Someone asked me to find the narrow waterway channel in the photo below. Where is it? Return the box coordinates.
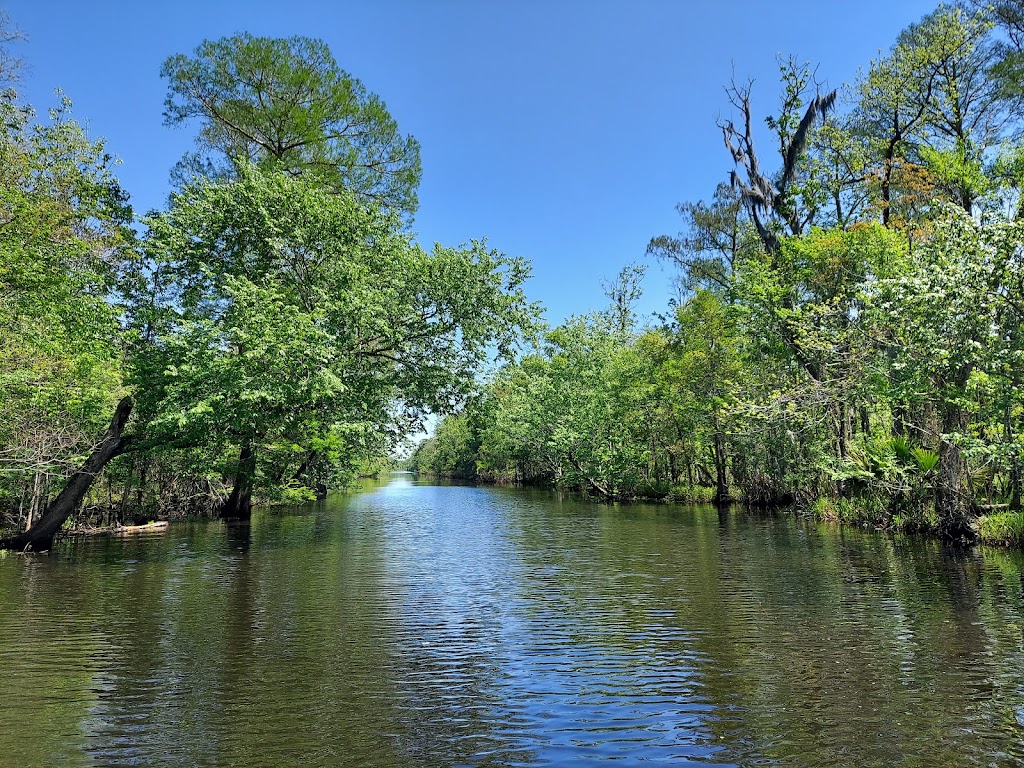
[1,475,1023,767]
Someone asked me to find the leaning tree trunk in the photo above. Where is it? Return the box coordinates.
[568,455,615,500]
[936,401,975,543]
[1,398,134,552]
[221,442,256,520]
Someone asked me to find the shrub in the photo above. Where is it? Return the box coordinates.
[977,511,1024,546]
[667,484,717,504]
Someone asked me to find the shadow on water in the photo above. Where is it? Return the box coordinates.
[0,476,1023,766]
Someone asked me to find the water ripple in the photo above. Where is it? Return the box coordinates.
[0,478,1023,766]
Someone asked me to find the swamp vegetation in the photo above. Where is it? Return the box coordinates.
[411,3,1024,546]
[6,3,1024,550]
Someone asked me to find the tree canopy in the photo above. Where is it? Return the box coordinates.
[161,33,422,216]
[132,165,534,516]
[8,5,1024,550]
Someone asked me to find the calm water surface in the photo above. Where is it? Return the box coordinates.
[2,475,1024,767]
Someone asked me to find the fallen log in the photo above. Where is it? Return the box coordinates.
[67,521,170,538]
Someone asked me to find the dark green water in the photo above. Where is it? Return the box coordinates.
[2,475,1024,767]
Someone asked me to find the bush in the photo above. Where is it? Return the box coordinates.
[811,497,839,521]
[977,511,1024,546]
[667,484,717,504]
[810,494,889,526]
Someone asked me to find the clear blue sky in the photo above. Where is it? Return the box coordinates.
[5,0,938,326]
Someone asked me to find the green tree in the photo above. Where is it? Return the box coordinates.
[477,273,665,501]
[665,291,743,502]
[3,163,534,550]
[855,20,943,228]
[858,6,1020,224]
[0,9,25,86]
[869,207,1024,539]
[483,317,654,499]
[976,0,1024,100]
[0,90,134,539]
[421,410,483,479]
[476,355,562,485]
[162,34,421,215]
[134,165,534,518]
[647,183,759,295]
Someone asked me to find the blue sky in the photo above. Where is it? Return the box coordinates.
[6,0,938,326]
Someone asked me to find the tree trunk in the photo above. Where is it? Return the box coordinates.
[1011,460,1022,513]
[837,401,850,460]
[25,471,42,531]
[881,136,896,228]
[1003,403,1021,512]
[568,455,614,500]
[1,398,135,552]
[221,442,256,520]
[290,450,317,486]
[135,459,149,511]
[893,404,908,438]
[713,428,728,504]
[936,401,975,542]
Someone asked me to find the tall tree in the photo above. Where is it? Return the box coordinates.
[601,263,647,334]
[0,90,135,549]
[162,34,422,216]
[860,6,1019,221]
[667,291,743,502]
[870,208,1024,540]
[2,163,534,549]
[133,165,534,520]
[647,183,758,295]
[721,59,837,255]
[970,0,1024,98]
[907,6,1012,214]
[855,36,939,228]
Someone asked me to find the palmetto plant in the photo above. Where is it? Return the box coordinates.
[911,447,940,474]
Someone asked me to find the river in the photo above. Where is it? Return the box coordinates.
[1,475,1023,766]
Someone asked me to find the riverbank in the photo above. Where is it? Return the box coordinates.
[415,471,1024,548]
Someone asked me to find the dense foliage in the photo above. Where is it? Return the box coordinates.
[0,89,134,535]
[161,33,422,216]
[7,4,1024,548]
[0,33,533,548]
[412,3,1024,544]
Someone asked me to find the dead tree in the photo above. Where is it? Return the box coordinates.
[719,78,837,255]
